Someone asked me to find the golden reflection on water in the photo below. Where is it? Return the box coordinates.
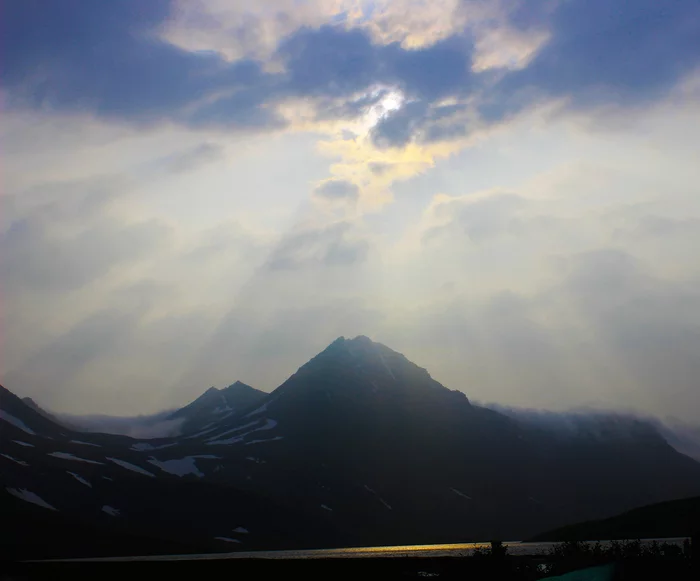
[323,543,488,555]
[42,538,687,563]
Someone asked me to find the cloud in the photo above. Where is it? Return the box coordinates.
[313,179,360,202]
[486,0,700,118]
[423,191,528,244]
[2,214,170,294]
[3,309,142,405]
[58,411,184,439]
[1,0,279,128]
[266,221,369,270]
[482,403,700,462]
[4,0,698,142]
[158,143,225,174]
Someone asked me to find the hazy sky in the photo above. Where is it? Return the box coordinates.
[2,0,699,420]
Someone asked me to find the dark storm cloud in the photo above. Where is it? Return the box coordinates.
[313,179,360,202]
[0,0,278,127]
[278,26,385,98]
[484,0,700,119]
[2,0,699,135]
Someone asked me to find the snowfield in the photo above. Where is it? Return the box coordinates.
[450,487,472,500]
[244,436,284,446]
[206,420,260,441]
[107,457,155,477]
[102,505,120,516]
[49,452,104,465]
[131,442,176,452]
[0,409,36,435]
[67,471,92,488]
[7,487,56,510]
[12,440,34,447]
[2,453,29,466]
[207,419,278,446]
[148,455,220,478]
[70,440,102,447]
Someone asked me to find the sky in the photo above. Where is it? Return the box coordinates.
[1,0,700,422]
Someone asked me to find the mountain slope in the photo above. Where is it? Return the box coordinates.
[529,496,700,541]
[168,381,267,435]
[3,336,700,558]
[0,384,345,558]
[160,336,700,544]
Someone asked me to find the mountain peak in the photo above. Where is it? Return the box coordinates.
[289,335,470,405]
[223,380,255,392]
[168,380,268,433]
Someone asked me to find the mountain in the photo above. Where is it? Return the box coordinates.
[529,496,700,541]
[168,381,267,435]
[21,396,77,430]
[3,335,700,559]
[0,383,343,560]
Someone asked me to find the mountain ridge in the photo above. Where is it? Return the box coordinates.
[2,336,700,558]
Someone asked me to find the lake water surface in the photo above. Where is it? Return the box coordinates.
[49,538,689,562]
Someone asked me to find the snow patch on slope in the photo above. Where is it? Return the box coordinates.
[67,472,92,488]
[207,420,261,441]
[107,457,155,477]
[244,436,284,445]
[232,527,249,534]
[49,452,104,465]
[70,440,101,447]
[102,505,120,516]
[7,488,55,510]
[207,419,278,446]
[364,484,392,509]
[12,440,34,447]
[2,453,29,466]
[0,410,36,435]
[450,487,472,500]
[186,428,218,439]
[214,537,241,543]
[131,442,175,452]
[147,455,220,478]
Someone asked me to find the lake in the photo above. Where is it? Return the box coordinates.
[47,538,690,562]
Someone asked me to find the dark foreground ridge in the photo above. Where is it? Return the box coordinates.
[530,496,700,542]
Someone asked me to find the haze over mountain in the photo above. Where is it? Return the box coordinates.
[3,337,700,559]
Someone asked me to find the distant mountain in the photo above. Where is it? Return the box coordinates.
[3,335,700,559]
[168,381,267,435]
[21,396,77,431]
[529,496,700,541]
